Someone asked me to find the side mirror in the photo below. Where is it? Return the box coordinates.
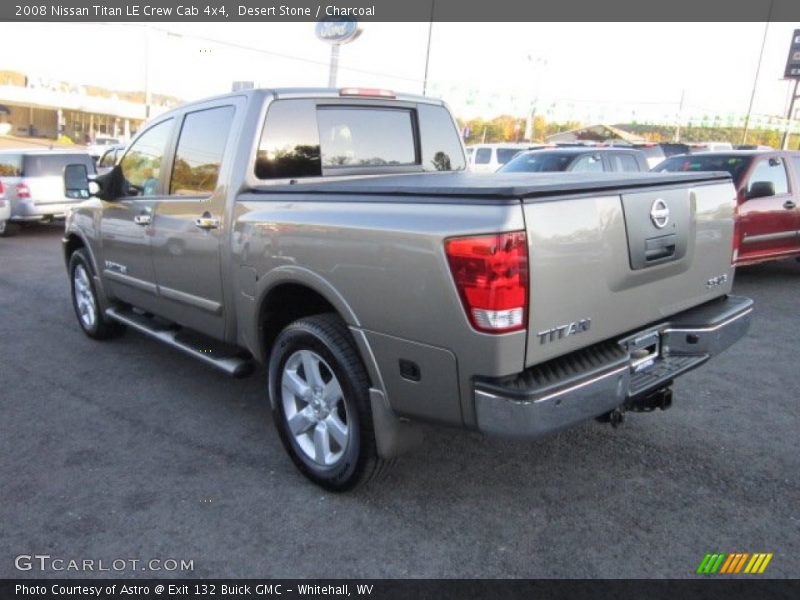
[64,164,100,199]
[747,180,775,199]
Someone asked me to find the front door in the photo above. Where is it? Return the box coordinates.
[737,155,798,263]
[150,102,239,339]
[100,118,174,312]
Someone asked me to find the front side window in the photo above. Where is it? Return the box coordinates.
[317,107,416,168]
[119,119,173,197]
[748,157,789,196]
[170,106,235,196]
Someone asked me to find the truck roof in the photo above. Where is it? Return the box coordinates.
[254,171,733,201]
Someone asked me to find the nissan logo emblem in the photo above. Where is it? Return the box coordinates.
[650,199,670,229]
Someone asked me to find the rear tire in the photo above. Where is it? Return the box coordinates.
[68,249,124,340]
[269,314,389,491]
[0,220,16,237]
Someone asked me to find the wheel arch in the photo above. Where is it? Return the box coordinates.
[252,268,384,394]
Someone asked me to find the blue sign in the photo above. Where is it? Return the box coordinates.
[315,20,359,45]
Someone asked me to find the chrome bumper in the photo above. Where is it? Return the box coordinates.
[474,295,753,439]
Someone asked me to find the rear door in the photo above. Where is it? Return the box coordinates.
[737,155,798,262]
[149,100,239,339]
[100,118,174,312]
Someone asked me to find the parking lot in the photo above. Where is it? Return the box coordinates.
[1,224,798,579]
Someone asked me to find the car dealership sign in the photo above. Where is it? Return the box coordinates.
[785,29,800,78]
[315,20,359,45]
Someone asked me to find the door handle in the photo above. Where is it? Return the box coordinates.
[783,200,797,210]
[133,214,151,226]
[194,212,220,230]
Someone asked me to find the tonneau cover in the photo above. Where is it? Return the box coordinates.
[252,171,732,200]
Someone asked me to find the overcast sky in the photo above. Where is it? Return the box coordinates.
[0,22,798,124]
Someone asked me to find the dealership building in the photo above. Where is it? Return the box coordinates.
[0,70,178,142]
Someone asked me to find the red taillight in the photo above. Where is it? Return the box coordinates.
[339,87,396,98]
[445,231,528,334]
[0,180,4,195]
[16,182,30,198]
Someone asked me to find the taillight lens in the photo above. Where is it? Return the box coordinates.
[445,231,528,334]
[16,182,31,198]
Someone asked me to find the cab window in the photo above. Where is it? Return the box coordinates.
[170,106,235,196]
[119,119,173,197]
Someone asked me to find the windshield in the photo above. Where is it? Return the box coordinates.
[500,152,574,173]
[653,154,751,183]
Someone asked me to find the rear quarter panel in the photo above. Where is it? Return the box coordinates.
[232,195,527,427]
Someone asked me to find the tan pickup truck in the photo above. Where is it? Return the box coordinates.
[62,88,752,490]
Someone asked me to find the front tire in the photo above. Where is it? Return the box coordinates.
[269,314,387,491]
[69,249,124,340]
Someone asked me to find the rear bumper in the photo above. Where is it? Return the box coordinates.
[11,199,73,220]
[474,295,753,439]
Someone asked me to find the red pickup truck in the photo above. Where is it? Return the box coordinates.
[655,150,800,266]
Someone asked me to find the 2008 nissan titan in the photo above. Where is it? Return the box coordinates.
[61,88,753,490]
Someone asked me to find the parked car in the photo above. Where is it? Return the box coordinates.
[0,179,10,236]
[466,143,548,173]
[61,88,751,490]
[653,150,800,265]
[608,142,666,169]
[499,147,648,173]
[95,144,126,175]
[87,135,122,160]
[0,150,97,227]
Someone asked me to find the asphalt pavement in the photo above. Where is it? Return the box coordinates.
[1,224,798,578]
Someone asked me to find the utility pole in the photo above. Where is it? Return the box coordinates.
[422,1,435,95]
[742,6,773,144]
[781,78,799,149]
[674,89,685,142]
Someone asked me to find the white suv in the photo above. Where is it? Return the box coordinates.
[466,143,548,173]
[0,179,10,236]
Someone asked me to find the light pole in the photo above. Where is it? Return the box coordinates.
[524,55,548,141]
[315,20,361,88]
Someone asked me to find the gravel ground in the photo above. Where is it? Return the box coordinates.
[1,224,798,578]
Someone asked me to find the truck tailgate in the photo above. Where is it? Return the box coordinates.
[524,180,737,367]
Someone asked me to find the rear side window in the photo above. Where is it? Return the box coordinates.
[612,154,640,172]
[318,107,416,168]
[418,104,464,172]
[24,154,96,177]
[475,148,491,164]
[170,105,235,196]
[0,154,22,176]
[255,99,322,179]
[748,157,789,195]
